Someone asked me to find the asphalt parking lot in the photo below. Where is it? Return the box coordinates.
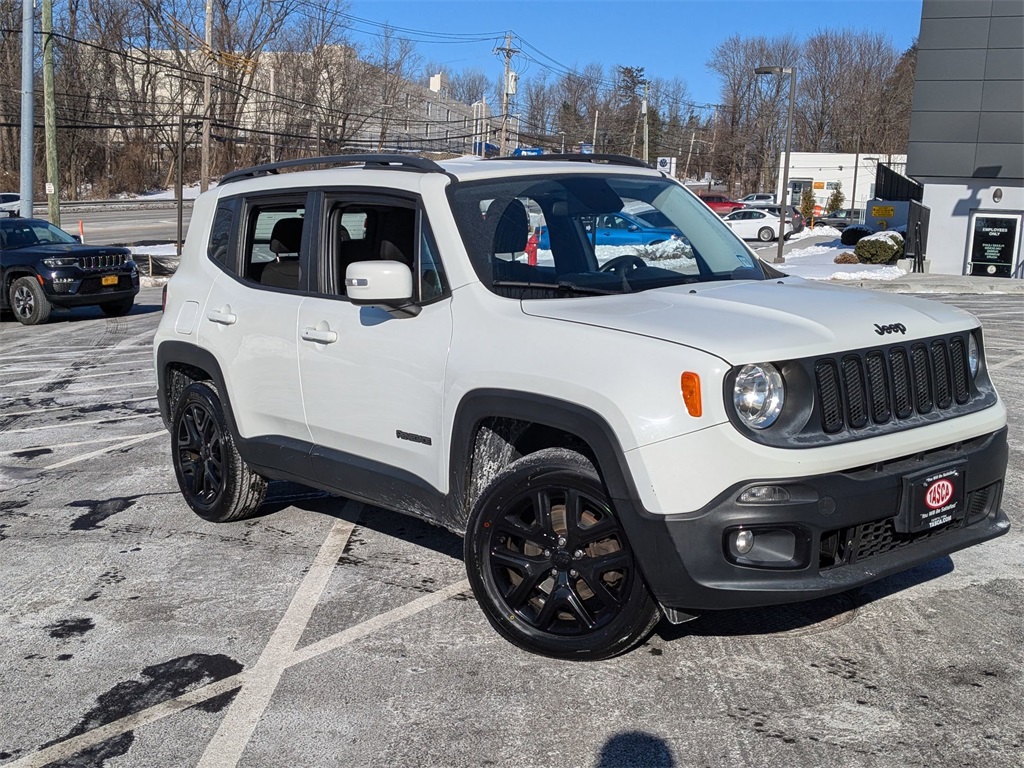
[1,286,1022,768]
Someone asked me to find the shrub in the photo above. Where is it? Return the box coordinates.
[855,231,905,264]
[825,182,845,215]
[800,186,816,222]
[841,225,873,246]
[834,252,859,264]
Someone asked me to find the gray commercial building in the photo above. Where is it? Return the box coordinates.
[907,0,1023,276]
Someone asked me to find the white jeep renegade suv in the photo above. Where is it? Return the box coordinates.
[154,154,1009,660]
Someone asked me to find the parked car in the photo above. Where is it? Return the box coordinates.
[696,193,745,215]
[536,208,681,249]
[0,193,20,213]
[723,208,793,241]
[0,214,138,324]
[748,203,805,234]
[154,153,1008,661]
[737,192,775,204]
[814,209,861,230]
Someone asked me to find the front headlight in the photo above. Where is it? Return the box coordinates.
[42,257,78,268]
[968,333,980,379]
[733,363,785,429]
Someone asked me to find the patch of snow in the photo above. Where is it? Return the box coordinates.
[790,225,841,241]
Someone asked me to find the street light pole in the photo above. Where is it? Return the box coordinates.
[755,65,796,264]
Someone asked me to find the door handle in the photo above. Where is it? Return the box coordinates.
[207,309,237,325]
[301,327,338,344]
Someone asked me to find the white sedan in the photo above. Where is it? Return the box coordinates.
[723,208,792,242]
[0,193,20,213]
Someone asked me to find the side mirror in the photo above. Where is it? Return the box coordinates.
[345,260,418,316]
[71,235,82,243]
[627,225,639,232]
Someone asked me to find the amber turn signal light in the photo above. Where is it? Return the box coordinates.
[681,372,702,417]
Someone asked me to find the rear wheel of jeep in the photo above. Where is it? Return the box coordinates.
[171,381,266,522]
[465,448,660,660]
[100,297,134,317]
[10,276,52,325]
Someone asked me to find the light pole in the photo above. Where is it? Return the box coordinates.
[755,65,796,264]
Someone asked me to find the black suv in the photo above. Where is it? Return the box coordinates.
[0,215,138,325]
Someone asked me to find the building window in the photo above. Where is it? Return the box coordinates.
[425,102,431,118]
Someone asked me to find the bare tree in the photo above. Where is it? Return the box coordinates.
[366,24,419,151]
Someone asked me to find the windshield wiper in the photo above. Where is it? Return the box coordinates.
[491,280,622,296]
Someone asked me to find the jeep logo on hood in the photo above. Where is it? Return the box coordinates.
[875,323,907,335]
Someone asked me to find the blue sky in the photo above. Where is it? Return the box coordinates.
[345,0,924,106]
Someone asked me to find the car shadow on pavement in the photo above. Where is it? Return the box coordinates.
[655,556,954,640]
[256,483,465,562]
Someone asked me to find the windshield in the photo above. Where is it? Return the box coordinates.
[447,173,772,299]
[0,219,78,249]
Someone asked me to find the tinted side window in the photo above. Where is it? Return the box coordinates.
[241,202,306,290]
[207,204,236,272]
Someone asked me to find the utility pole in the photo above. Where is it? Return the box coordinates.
[642,81,649,164]
[201,0,213,192]
[19,0,34,219]
[592,111,599,148]
[684,129,696,179]
[42,0,59,227]
[269,67,276,163]
[495,32,517,156]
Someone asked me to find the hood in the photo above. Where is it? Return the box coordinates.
[520,277,979,365]
[29,243,133,257]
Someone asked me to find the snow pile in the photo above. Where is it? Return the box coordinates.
[790,225,842,241]
[781,242,906,282]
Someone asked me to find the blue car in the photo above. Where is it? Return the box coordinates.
[537,209,682,250]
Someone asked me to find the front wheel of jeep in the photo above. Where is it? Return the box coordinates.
[10,276,52,325]
[170,381,266,522]
[465,448,660,660]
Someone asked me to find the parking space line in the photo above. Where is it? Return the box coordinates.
[986,351,1024,372]
[196,516,358,768]
[43,430,166,470]
[0,369,155,388]
[0,430,164,455]
[2,414,154,433]
[10,572,471,768]
[3,396,157,417]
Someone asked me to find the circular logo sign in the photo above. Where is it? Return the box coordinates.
[925,479,954,509]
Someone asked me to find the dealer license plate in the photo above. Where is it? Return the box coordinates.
[899,463,966,533]
[101,275,118,286]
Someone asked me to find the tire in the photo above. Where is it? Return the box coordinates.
[465,448,660,660]
[10,276,52,325]
[170,381,266,522]
[757,227,775,242]
[100,297,134,317]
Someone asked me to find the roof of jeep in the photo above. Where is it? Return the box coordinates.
[216,153,664,190]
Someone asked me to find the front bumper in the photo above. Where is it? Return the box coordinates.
[45,268,139,307]
[619,427,1009,611]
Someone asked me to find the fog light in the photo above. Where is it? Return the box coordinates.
[734,530,754,555]
[726,526,805,569]
[738,485,790,504]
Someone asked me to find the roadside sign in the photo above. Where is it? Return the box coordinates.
[579,143,594,155]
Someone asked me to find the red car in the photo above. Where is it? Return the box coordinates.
[697,193,744,215]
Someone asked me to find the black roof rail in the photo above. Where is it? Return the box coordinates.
[219,153,446,185]
[484,153,653,169]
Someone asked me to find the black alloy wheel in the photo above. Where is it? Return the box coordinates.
[10,276,52,325]
[466,449,659,660]
[177,396,226,508]
[170,381,266,522]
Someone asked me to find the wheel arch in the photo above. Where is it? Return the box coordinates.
[156,341,240,439]
[447,389,643,531]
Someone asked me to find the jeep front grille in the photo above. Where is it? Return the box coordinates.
[78,253,129,270]
[814,335,973,435]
